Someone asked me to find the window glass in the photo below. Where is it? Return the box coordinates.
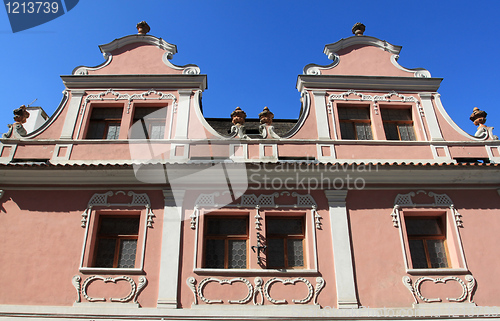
[381,109,416,141]
[86,107,123,139]
[266,218,305,269]
[131,107,167,139]
[405,217,449,269]
[204,217,248,269]
[338,107,373,140]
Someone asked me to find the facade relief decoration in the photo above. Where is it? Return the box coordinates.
[229,107,248,139]
[470,107,498,140]
[81,191,155,228]
[390,191,462,228]
[2,105,30,139]
[258,107,280,139]
[402,275,475,305]
[187,276,325,307]
[72,275,147,305]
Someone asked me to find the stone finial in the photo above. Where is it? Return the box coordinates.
[259,107,274,125]
[13,105,30,124]
[231,107,247,125]
[470,107,487,127]
[352,22,365,36]
[136,21,150,35]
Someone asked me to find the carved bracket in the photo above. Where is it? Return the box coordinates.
[402,275,475,304]
[187,276,325,306]
[72,275,147,304]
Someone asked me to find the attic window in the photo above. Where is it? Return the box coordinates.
[381,109,416,141]
[338,106,373,140]
[86,107,123,140]
[130,107,167,139]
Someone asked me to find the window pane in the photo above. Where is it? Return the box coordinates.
[355,123,373,140]
[106,123,120,140]
[383,123,400,140]
[205,239,225,268]
[118,239,137,268]
[267,238,285,268]
[149,123,165,139]
[90,107,123,120]
[99,217,140,235]
[399,124,416,141]
[427,239,449,268]
[381,109,412,121]
[206,218,247,236]
[338,107,370,120]
[406,218,442,236]
[267,219,303,235]
[340,122,356,139]
[287,239,304,267]
[408,239,428,269]
[228,240,246,268]
[86,121,106,139]
[94,238,116,268]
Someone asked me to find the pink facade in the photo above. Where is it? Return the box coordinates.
[1,23,500,320]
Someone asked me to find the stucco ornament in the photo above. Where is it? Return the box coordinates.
[470,107,497,139]
[352,22,365,36]
[230,107,249,139]
[136,21,150,35]
[258,107,280,139]
[2,105,30,138]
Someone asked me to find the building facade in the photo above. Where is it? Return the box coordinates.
[1,23,500,320]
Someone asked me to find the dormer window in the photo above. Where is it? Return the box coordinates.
[86,107,123,140]
[338,106,373,140]
[381,108,416,141]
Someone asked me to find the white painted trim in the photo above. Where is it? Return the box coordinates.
[170,143,189,162]
[486,145,500,163]
[174,90,192,139]
[316,144,336,162]
[229,143,248,161]
[325,190,359,309]
[157,190,185,309]
[430,145,453,161]
[259,144,278,161]
[0,143,17,164]
[390,54,431,78]
[99,34,177,58]
[52,144,73,162]
[162,52,201,75]
[60,90,85,139]
[312,91,330,139]
[419,93,444,141]
[303,54,340,75]
[281,91,310,139]
[192,90,225,138]
[72,56,112,75]
[324,35,402,58]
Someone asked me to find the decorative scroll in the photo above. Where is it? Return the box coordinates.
[254,206,262,230]
[190,206,199,229]
[188,277,324,306]
[402,275,475,304]
[81,191,154,228]
[197,277,253,304]
[390,205,400,227]
[312,205,322,229]
[451,205,463,228]
[264,277,314,304]
[76,275,146,303]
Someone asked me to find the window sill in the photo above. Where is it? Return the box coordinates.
[79,267,145,275]
[406,268,469,275]
[194,268,319,276]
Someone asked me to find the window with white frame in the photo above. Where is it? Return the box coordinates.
[381,108,416,141]
[266,217,305,269]
[338,106,373,140]
[85,107,123,139]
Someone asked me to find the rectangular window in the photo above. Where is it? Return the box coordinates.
[405,217,449,269]
[266,217,305,269]
[130,107,167,139]
[86,107,123,139]
[381,109,416,141]
[93,216,140,268]
[338,107,373,140]
[203,217,248,269]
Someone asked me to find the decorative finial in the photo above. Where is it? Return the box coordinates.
[136,21,150,35]
[470,107,487,127]
[13,105,30,124]
[231,107,247,125]
[259,106,274,125]
[2,105,30,138]
[352,22,365,36]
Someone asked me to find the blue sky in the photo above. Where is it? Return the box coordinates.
[1,0,499,136]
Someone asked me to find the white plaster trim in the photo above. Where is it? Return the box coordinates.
[430,144,452,161]
[316,144,336,162]
[52,144,73,162]
[60,90,85,139]
[402,275,476,304]
[303,54,340,75]
[390,54,431,78]
[325,190,359,309]
[485,145,500,163]
[229,143,248,161]
[162,52,201,75]
[73,56,112,75]
[170,143,189,162]
[174,90,192,139]
[24,91,69,139]
[259,144,278,161]
[324,35,402,58]
[0,143,17,164]
[312,91,330,139]
[192,90,225,139]
[419,93,444,141]
[99,34,177,58]
[193,268,320,275]
[281,91,311,139]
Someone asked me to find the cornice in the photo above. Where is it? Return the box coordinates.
[99,34,177,58]
[61,75,207,91]
[296,75,442,92]
[324,36,402,59]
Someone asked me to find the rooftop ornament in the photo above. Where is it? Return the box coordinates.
[136,21,150,35]
[470,107,497,139]
[2,105,30,138]
[230,107,248,139]
[259,107,280,139]
[352,22,365,36]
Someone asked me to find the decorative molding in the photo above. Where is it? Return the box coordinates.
[324,36,402,59]
[281,91,310,139]
[197,277,253,304]
[391,54,432,78]
[254,206,262,230]
[73,56,112,75]
[81,191,154,228]
[403,275,475,304]
[99,34,177,59]
[264,277,313,304]
[75,275,146,303]
[188,277,324,306]
[312,205,322,229]
[190,206,199,230]
[162,52,201,75]
[328,90,421,116]
[303,54,340,75]
[193,192,317,209]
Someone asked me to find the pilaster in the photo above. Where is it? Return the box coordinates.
[60,90,85,139]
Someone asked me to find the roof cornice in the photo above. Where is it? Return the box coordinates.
[99,34,177,58]
[296,75,442,92]
[61,74,207,91]
[324,36,401,59]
